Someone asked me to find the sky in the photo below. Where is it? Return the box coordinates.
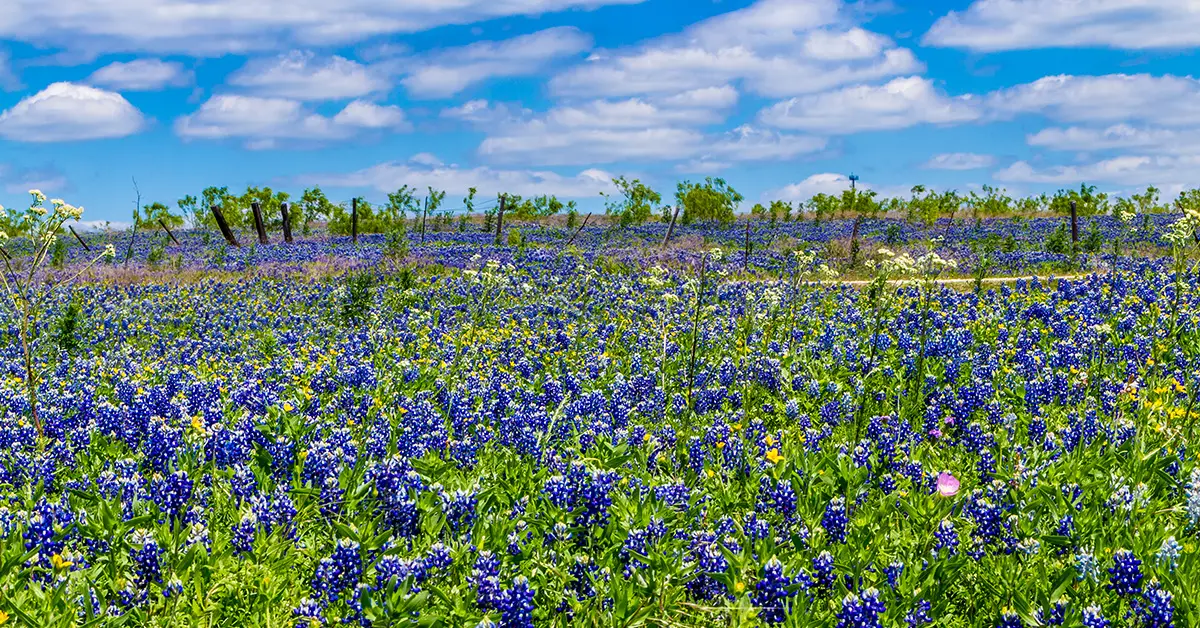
[1,0,1199,225]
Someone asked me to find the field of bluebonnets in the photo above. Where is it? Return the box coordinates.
[3,183,1200,627]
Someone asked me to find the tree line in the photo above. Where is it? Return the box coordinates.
[4,178,1198,240]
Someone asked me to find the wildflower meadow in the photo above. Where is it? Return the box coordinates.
[1,182,1199,628]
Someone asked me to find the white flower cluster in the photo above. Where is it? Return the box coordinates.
[1164,206,1200,247]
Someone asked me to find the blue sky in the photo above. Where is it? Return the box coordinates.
[0,0,1198,225]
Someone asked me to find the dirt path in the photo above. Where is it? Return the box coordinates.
[815,273,1092,286]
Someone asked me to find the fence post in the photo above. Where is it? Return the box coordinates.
[566,213,591,246]
[421,196,429,244]
[494,194,506,245]
[280,202,294,243]
[351,197,359,244]
[251,200,269,244]
[1069,200,1079,248]
[68,225,91,251]
[210,204,240,246]
[158,219,180,246]
[662,205,680,248]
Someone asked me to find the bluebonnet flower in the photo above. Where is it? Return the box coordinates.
[996,611,1023,628]
[905,599,932,626]
[1074,549,1099,582]
[128,529,163,589]
[496,575,534,628]
[752,557,793,624]
[472,551,502,610]
[1157,537,1181,573]
[836,588,885,628]
[822,496,848,544]
[1137,581,1175,628]
[934,520,959,556]
[883,561,903,589]
[1107,549,1143,597]
[1081,606,1109,628]
[293,598,324,627]
[231,511,257,556]
[812,551,837,592]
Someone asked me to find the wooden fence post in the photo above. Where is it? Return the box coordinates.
[662,205,680,248]
[158,219,180,246]
[210,204,240,246]
[494,194,506,245]
[68,225,91,251]
[421,196,429,244]
[351,197,359,244]
[251,201,269,245]
[280,202,294,243]
[566,213,591,247]
[1069,200,1079,248]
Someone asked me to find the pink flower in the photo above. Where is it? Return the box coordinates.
[936,472,960,497]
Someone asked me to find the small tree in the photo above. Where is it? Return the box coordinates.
[677,177,742,225]
[604,176,661,227]
[805,193,840,225]
[299,186,337,235]
[143,202,184,229]
[0,191,114,442]
[770,200,793,222]
[177,194,209,229]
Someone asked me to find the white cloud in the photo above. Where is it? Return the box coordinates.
[987,74,1200,126]
[440,99,531,125]
[924,0,1200,52]
[174,95,408,147]
[995,155,1200,188]
[331,100,405,129]
[479,125,707,165]
[307,157,617,198]
[473,95,823,166]
[0,82,145,142]
[760,76,980,133]
[87,59,191,91]
[399,27,592,98]
[67,219,132,232]
[549,0,920,99]
[0,0,644,55]
[228,51,387,101]
[923,152,995,170]
[767,173,858,202]
[801,28,889,61]
[765,173,917,202]
[1025,124,1200,154]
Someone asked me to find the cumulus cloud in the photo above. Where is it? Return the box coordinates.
[1025,124,1200,154]
[0,0,644,55]
[87,59,192,91]
[549,0,920,99]
[399,27,592,98]
[765,173,915,203]
[760,76,980,133]
[0,82,145,142]
[995,155,1200,188]
[987,74,1200,126]
[305,155,617,198]
[472,96,823,166]
[228,51,387,101]
[924,0,1200,52]
[923,152,995,170]
[175,95,408,148]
